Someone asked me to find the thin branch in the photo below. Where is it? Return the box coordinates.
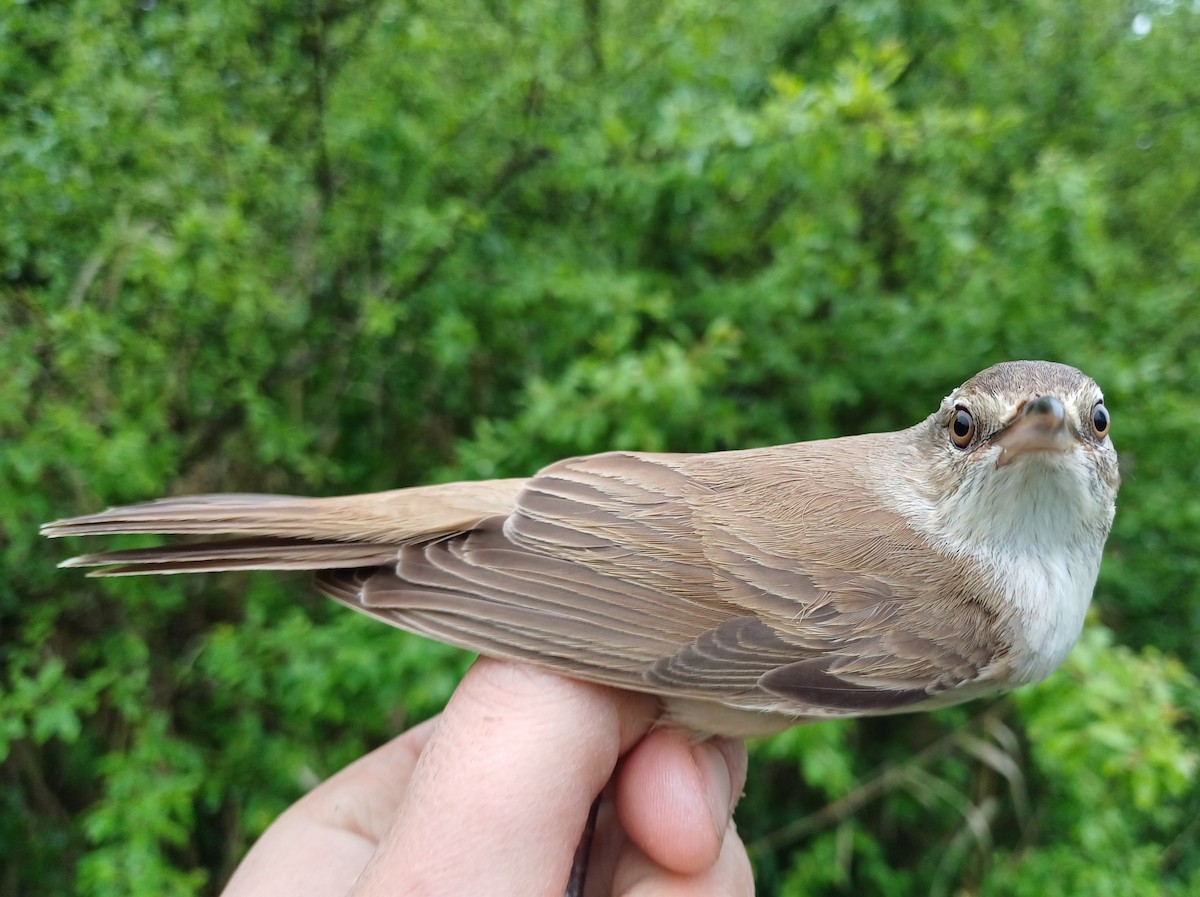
[748,706,1012,855]
[386,143,554,302]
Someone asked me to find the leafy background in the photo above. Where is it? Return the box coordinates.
[3,1,1198,894]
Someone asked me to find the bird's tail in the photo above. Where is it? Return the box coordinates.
[41,479,526,576]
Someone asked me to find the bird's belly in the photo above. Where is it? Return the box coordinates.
[660,696,802,738]
[994,552,1095,685]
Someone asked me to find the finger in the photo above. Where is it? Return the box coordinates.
[221,718,438,897]
[612,821,755,897]
[613,729,747,874]
[350,657,659,897]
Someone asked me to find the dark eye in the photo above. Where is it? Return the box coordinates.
[949,407,975,448]
[1092,402,1110,438]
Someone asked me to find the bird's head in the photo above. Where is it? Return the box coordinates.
[916,360,1120,555]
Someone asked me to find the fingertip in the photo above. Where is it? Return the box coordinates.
[692,739,735,840]
[705,736,748,817]
[614,729,744,875]
[611,820,755,896]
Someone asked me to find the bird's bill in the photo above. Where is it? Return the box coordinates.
[992,395,1076,467]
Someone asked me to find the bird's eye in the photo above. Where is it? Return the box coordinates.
[949,407,975,448]
[1092,402,1110,439]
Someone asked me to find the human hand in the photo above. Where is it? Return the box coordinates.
[220,657,753,896]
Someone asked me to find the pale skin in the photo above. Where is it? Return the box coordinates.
[221,658,754,897]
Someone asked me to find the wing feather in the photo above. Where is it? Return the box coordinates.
[318,446,1006,718]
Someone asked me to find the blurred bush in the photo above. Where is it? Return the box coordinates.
[2,0,1197,894]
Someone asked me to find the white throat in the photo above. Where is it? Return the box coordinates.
[934,447,1110,683]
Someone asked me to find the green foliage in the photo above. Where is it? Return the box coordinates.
[737,620,1200,896]
[989,626,1200,895]
[3,0,1198,894]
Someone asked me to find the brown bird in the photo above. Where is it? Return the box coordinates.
[43,360,1119,738]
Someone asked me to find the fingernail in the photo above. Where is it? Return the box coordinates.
[693,740,734,840]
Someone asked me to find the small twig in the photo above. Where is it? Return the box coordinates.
[565,794,602,897]
[749,706,1009,855]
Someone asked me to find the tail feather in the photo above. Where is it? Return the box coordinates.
[41,480,527,544]
[60,537,403,576]
[41,479,527,577]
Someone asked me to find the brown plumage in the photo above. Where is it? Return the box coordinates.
[43,361,1119,736]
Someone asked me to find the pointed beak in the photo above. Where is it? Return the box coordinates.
[993,395,1076,467]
